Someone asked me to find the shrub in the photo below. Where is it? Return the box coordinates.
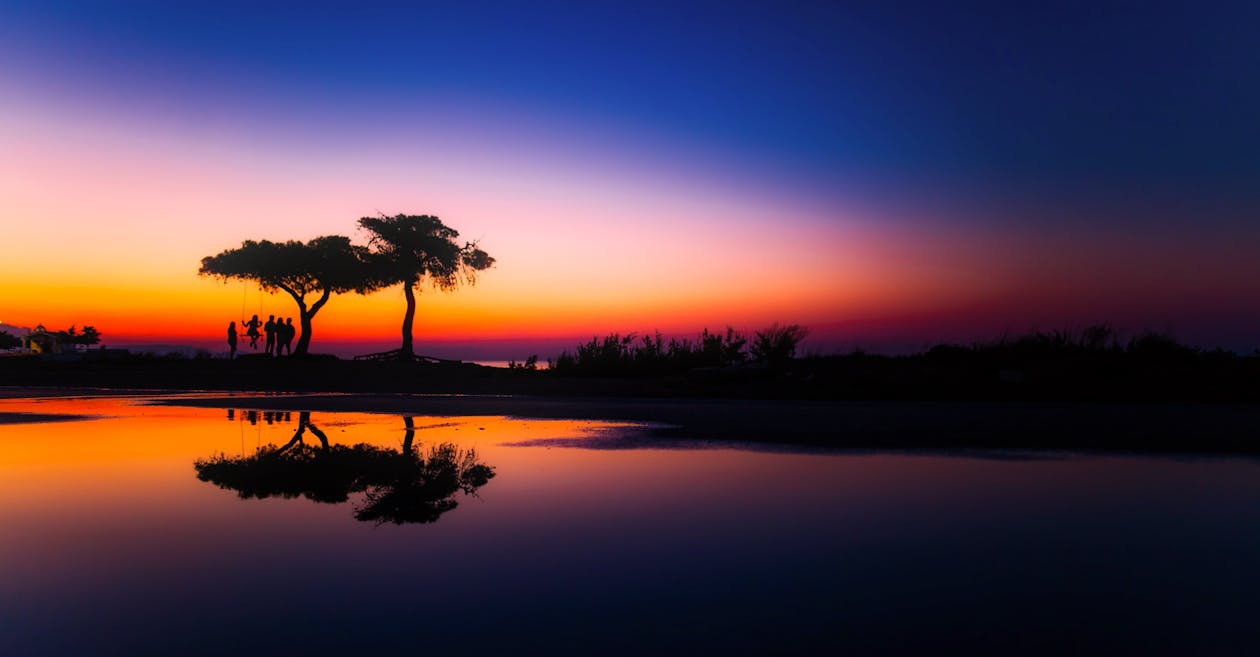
[552,325,800,376]
[508,354,539,371]
[749,323,809,367]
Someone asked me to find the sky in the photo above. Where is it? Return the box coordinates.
[2,1,1259,357]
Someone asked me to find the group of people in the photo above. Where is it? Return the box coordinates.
[226,314,296,358]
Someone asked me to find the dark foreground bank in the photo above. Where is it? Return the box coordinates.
[5,343,1260,402]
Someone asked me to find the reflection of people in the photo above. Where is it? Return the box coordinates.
[226,321,237,359]
[242,314,262,349]
[264,315,277,356]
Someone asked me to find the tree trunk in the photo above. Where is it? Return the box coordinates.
[293,289,331,355]
[400,281,416,358]
[296,312,314,355]
[306,421,330,449]
[273,419,308,454]
[402,416,415,454]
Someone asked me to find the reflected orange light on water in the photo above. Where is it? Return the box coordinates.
[9,392,1258,625]
[0,394,1168,531]
[0,396,663,521]
[0,395,644,464]
[8,394,1238,546]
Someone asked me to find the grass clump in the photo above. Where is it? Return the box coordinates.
[553,325,802,376]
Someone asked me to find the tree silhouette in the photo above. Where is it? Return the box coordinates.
[62,325,102,347]
[77,325,102,346]
[195,412,370,503]
[358,214,494,360]
[194,414,495,524]
[199,236,380,354]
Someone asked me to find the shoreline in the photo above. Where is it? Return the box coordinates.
[0,412,97,425]
[152,392,1260,456]
[5,386,1260,455]
[6,352,1260,404]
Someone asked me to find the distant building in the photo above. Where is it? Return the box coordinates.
[22,325,65,354]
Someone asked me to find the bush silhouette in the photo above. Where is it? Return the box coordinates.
[750,323,808,367]
[553,325,783,376]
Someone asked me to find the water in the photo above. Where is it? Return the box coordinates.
[2,395,1259,656]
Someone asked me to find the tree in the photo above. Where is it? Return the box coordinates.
[0,331,20,350]
[194,414,495,524]
[61,325,102,348]
[357,214,494,359]
[199,236,379,355]
[78,325,102,346]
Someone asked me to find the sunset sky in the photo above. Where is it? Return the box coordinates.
[3,2,1259,357]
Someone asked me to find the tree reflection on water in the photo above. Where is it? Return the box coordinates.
[195,412,495,524]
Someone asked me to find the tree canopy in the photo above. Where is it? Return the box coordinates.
[357,215,494,358]
[63,325,102,347]
[199,236,380,354]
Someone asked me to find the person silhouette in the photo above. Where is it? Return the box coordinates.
[280,317,295,355]
[243,314,262,349]
[227,321,237,359]
[264,315,277,356]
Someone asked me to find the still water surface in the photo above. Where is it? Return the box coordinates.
[2,395,1259,656]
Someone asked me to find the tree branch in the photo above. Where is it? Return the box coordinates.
[309,288,332,316]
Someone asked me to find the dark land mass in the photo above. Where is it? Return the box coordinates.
[3,343,1260,402]
[0,411,97,425]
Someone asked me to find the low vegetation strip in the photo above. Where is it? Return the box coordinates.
[3,325,1259,403]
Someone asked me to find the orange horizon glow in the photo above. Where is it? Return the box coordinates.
[7,210,1260,354]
